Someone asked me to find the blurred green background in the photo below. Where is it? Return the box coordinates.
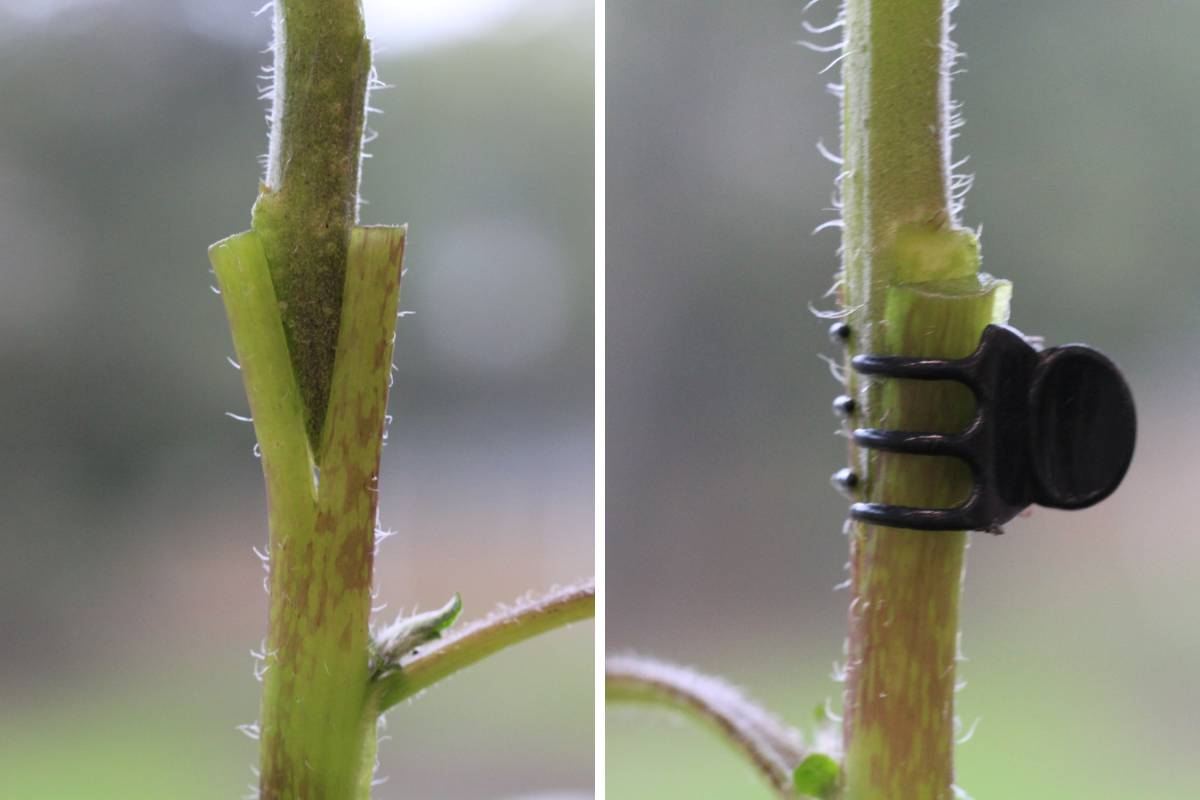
[607,1,1199,798]
[0,1,593,798]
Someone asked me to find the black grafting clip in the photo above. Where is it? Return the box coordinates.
[832,324,1136,533]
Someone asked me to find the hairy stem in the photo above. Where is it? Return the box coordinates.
[375,580,596,712]
[215,9,593,797]
[212,226,406,800]
[253,0,372,448]
[606,655,806,798]
[836,1,1010,798]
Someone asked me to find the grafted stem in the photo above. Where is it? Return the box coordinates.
[212,226,406,800]
[836,1,1011,798]
[211,6,596,799]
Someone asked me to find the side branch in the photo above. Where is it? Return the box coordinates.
[606,655,806,798]
[375,579,596,712]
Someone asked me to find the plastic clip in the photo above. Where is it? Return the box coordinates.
[831,324,1136,533]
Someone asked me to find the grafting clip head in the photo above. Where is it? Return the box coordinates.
[831,324,1136,533]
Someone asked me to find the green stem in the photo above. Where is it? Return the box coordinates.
[836,1,1010,798]
[214,9,593,797]
[374,580,596,712]
[221,5,383,796]
[211,226,406,800]
[606,655,805,798]
[253,0,373,449]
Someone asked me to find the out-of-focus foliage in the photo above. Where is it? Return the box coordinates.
[607,1,1200,798]
[0,1,593,798]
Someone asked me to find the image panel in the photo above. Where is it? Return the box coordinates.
[0,2,595,798]
[605,2,1197,798]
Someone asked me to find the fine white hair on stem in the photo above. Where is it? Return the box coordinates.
[374,525,397,551]
[251,545,270,576]
[803,15,844,35]
[798,39,845,54]
[816,138,843,166]
[243,766,263,800]
[822,696,843,724]
[819,51,849,75]
[236,722,261,741]
[952,784,976,800]
[807,300,858,320]
[818,353,847,383]
[939,0,973,225]
[812,218,844,235]
[955,717,982,745]
[826,194,843,213]
[355,48,391,217]
[950,172,975,199]
[263,2,285,188]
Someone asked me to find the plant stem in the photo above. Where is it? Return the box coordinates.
[211,226,406,800]
[375,580,596,711]
[253,0,372,449]
[606,655,806,798]
[213,8,597,796]
[836,1,1010,798]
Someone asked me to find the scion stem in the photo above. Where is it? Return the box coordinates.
[253,0,372,449]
